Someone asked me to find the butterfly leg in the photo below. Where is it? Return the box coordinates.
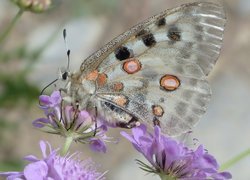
[93,106,98,136]
[59,89,64,122]
[67,101,80,130]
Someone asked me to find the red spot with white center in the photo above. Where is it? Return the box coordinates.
[160,74,180,91]
[123,59,141,74]
[113,82,124,92]
[152,105,164,117]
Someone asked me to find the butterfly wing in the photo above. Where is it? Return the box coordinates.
[81,2,226,136]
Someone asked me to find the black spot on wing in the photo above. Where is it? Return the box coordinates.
[115,46,131,61]
[142,33,156,47]
[156,18,166,27]
[167,26,181,42]
[136,29,156,47]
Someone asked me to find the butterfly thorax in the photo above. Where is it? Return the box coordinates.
[66,70,137,128]
[65,71,97,109]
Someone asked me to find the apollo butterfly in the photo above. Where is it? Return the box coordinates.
[59,2,226,136]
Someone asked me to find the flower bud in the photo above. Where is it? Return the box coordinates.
[11,0,54,13]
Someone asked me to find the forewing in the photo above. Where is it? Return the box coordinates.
[82,2,226,75]
[89,2,226,136]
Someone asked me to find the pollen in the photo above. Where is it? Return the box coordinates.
[123,59,141,74]
[160,74,180,91]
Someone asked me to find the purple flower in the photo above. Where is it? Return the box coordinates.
[90,139,107,153]
[121,125,232,180]
[33,90,112,153]
[39,90,62,109]
[38,90,62,117]
[87,124,117,153]
[0,141,106,180]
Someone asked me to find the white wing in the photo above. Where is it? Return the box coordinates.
[81,2,226,136]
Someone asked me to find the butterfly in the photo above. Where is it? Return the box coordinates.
[61,2,226,136]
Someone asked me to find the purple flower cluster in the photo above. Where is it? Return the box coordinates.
[121,125,232,180]
[33,90,109,153]
[0,90,233,179]
[0,141,106,180]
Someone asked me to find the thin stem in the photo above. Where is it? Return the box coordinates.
[61,136,73,156]
[0,8,24,45]
[220,148,250,171]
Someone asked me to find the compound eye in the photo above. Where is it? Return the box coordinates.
[62,72,68,80]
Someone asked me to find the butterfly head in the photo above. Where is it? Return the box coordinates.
[59,68,96,110]
[59,69,70,81]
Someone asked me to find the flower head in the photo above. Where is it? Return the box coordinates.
[0,141,106,180]
[11,0,56,13]
[121,125,232,180]
[33,90,111,153]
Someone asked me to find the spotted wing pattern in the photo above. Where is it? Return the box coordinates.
[80,2,226,136]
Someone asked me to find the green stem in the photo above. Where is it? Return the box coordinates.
[0,8,24,45]
[220,148,250,171]
[159,174,176,180]
[61,136,73,156]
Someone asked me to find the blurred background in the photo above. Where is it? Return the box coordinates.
[0,0,249,179]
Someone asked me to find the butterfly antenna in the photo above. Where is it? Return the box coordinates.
[63,29,71,71]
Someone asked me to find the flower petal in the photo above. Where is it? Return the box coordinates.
[132,124,147,143]
[39,141,48,158]
[120,131,137,145]
[75,110,92,129]
[89,139,107,153]
[0,172,24,180]
[64,105,73,125]
[24,161,48,179]
[39,95,51,105]
[50,91,61,104]
[39,90,61,108]
[212,171,232,179]
[32,118,50,128]
[23,155,39,162]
